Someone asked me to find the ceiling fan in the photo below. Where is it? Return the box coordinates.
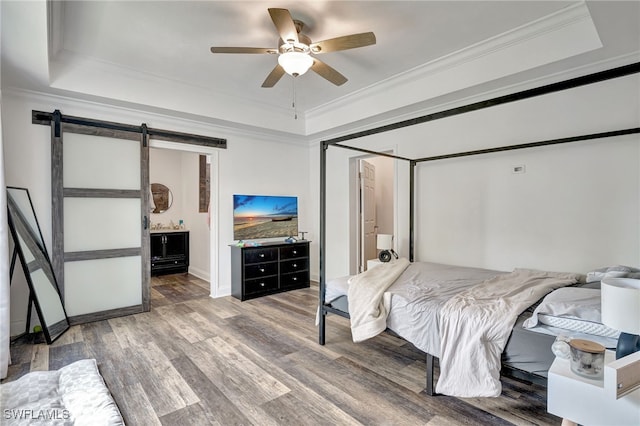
[210,8,376,88]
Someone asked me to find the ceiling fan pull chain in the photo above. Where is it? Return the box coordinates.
[292,77,298,120]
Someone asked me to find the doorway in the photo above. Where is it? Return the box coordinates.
[352,155,395,273]
[149,141,219,298]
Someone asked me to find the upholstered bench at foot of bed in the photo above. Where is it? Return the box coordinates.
[0,359,124,426]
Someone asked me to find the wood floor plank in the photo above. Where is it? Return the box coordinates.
[184,338,286,426]
[159,403,220,426]
[3,273,562,425]
[170,355,252,425]
[108,315,143,349]
[29,343,49,371]
[260,391,362,426]
[125,341,200,417]
[112,381,163,426]
[47,341,88,371]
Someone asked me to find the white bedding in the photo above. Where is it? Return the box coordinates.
[324,262,583,397]
[326,262,505,355]
[435,268,580,397]
[347,258,410,342]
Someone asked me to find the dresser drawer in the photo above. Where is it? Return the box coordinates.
[244,247,278,264]
[244,262,278,279]
[280,258,308,274]
[280,244,308,260]
[280,271,309,289]
[244,276,279,295]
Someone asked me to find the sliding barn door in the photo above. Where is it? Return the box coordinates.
[52,120,149,322]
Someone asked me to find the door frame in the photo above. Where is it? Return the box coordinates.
[149,141,220,298]
[349,152,396,275]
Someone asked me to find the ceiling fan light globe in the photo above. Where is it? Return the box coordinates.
[278,51,313,76]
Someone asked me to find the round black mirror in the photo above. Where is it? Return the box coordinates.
[151,183,173,213]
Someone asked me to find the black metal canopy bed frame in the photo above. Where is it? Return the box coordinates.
[318,62,640,396]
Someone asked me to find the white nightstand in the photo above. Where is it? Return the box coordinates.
[547,351,640,426]
[366,259,382,271]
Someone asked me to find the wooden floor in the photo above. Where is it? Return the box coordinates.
[4,274,561,425]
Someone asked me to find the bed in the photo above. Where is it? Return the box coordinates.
[319,261,623,397]
[317,62,639,397]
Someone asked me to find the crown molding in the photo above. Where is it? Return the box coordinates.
[2,87,306,147]
[306,51,640,147]
[305,1,601,134]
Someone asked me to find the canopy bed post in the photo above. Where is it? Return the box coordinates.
[409,160,416,262]
[319,141,328,345]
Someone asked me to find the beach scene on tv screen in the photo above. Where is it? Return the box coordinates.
[233,195,298,240]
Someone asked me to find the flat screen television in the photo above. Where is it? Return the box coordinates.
[233,194,298,241]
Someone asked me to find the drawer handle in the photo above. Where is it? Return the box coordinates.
[293,263,297,268]
[260,282,265,287]
[292,277,297,281]
[260,268,265,272]
[293,250,297,254]
[259,253,265,258]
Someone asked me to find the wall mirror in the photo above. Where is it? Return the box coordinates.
[7,186,69,343]
[151,183,173,213]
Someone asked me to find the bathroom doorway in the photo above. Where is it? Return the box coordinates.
[149,142,219,297]
[350,154,395,273]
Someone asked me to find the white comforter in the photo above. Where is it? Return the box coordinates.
[435,268,580,397]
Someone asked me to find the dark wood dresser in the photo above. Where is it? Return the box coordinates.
[231,241,310,300]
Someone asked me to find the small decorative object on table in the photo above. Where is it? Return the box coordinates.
[569,339,605,379]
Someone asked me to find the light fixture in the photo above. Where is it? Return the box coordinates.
[376,234,398,262]
[278,51,313,76]
[278,41,313,77]
[601,277,640,359]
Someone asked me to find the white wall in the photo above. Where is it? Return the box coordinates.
[315,73,640,279]
[2,89,310,334]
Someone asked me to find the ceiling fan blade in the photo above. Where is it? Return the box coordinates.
[262,64,286,88]
[210,47,276,54]
[268,8,299,44]
[310,32,376,54]
[311,59,348,86]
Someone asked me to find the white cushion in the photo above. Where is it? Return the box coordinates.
[0,359,124,426]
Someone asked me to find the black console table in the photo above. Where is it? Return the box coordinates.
[231,241,310,301]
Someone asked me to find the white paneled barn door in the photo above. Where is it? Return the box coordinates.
[51,113,150,323]
[34,110,227,324]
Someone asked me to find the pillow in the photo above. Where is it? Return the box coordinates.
[586,264,640,283]
[523,287,620,338]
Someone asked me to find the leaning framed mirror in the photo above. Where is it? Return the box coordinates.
[7,186,70,343]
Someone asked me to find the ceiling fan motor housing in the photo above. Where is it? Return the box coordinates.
[279,33,312,54]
